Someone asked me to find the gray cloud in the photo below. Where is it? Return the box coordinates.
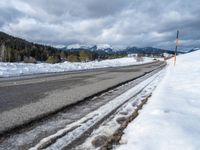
[0,7,23,27]
[0,0,200,50]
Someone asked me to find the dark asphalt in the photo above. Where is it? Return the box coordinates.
[0,61,166,134]
[0,61,164,113]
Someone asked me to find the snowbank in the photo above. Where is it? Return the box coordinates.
[0,57,153,77]
[116,51,200,150]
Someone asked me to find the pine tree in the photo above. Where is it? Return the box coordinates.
[0,43,6,62]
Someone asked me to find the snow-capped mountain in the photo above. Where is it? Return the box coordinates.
[89,44,113,53]
[60,43,185,55]
[67,44,92,49]
[64,43,114,53]
[66,44,112,50]
[96,44,112,50]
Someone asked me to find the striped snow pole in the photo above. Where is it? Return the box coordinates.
[174,30,179,66]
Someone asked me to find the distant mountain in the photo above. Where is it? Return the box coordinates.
[92,44,112,50]
[63,43,178,55]
[66,44,92,50]
[64,44,113,52]
[124,46,178,55]
[89,45,113,53]
[187,48,200,53]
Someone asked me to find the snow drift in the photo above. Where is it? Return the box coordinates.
[0,57,153,77]
[116,50,200,150]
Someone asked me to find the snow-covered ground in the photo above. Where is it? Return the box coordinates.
[0,57,154,77]
[116,51,200,150]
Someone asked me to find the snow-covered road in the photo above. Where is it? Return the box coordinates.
[116,51,200,150]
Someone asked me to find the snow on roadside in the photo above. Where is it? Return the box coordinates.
[76,69,165,150]
[29,67,163,150]
[115,51,200,150]
[0,57,154,77]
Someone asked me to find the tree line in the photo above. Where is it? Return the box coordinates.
[0,31,127,63]
[0,42,127,63]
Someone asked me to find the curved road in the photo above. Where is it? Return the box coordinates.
[0,61,165,134]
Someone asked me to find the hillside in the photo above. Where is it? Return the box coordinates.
[0,31,59,62]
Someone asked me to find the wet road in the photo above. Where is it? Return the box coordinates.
[0,63,165,150]
[0,61,165,133]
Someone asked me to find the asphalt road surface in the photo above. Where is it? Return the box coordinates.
[0,61,165,134]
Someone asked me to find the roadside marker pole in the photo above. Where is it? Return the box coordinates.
[174,30,179,66]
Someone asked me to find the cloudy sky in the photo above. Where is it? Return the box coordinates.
[0,0,200,50]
